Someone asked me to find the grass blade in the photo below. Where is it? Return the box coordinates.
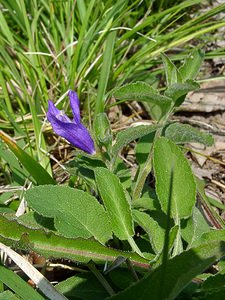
[95,31,116,117]
[0,264,44,300]
[0,130,55,185]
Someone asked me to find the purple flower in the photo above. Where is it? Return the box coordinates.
[47,90,95,154]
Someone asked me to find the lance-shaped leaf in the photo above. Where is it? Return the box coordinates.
[0,215,148,268]
[165,122,214,146]
[153,137,196,219]
[95,167,134,241]
[25,185,112,244]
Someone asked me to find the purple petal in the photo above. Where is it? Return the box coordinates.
[47,110,95,154]
[47,100,71,123]
[68,90,80,124]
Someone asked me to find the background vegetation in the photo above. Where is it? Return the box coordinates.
[0,0,225,299]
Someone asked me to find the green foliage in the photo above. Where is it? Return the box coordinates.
[109,241,225,300]
[179,49,205,81]
[181,207,210,247]
[0,215,148,266]
[153,137,196,219]
[0,291,20,300]
[0,264,44,300]
[114,82,172,120]
[95,167,138,252]
[94,113,112,153]
[112,124,159,162]
[25,185,112,244]
[161,53,182,86]
[165,123,214,146]
[55,273,108,300]
[0,131,55,185]
[1,1,225,298]
[132,210,165,254]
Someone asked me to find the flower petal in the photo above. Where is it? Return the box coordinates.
[47,112,95,154]
[47,100,71,123]
[68,90,81,124]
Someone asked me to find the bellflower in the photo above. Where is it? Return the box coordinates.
[47,90,95,154]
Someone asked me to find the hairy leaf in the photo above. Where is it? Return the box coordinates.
[165,122,214,146]
[114,82,172,119]
[181,207,210,247]
[112,124,159,160]
[179,49,205,81]
[0,215,149,267]
[132,210,165,254]
[165,80,199,105]
[25,185,112,244]
[153,137,196,219]
[95,167,134,241]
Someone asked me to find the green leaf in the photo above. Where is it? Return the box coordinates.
[108,269,133,290]
[0,130,55,185]
[202,272,225,292]
[109,241,225,300]
[93,113,112,149]
[132,197,161,211]
[153,137,196,219]
[25,185,112,244]
[114,159,132,190]
[65,155,106,189]
[135,132,155,167]
[0,264,44,300]
[95,167,134,241]
[65,155,106,172]
[194,229,225,247]
[197,289,225,300]
[181,207,210,247]
[95,31,116,116]
[0,215,148,267]
[114,82,172,119]
[161,53,182,86]
[0,291,20,300]
[0,141,29,185]
[132,210,165,254]
[165,80,199,105]
[165,122,214,146]
[179,49,205,81]
[18,211,55,231]
[55,273,108,300]
[208,195,225,210]
[112,124,159,160]
[114,82,158,99]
